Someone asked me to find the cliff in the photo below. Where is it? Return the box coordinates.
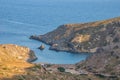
[30,17,120,53]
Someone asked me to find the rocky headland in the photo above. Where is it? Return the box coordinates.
[0,44,37,79]
[30,17,120,53]
[0,44,37,62]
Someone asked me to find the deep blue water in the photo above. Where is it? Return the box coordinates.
[0,0,120,64]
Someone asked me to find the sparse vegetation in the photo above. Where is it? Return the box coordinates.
[57,67,65,72]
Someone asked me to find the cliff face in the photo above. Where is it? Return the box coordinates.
[30,17,120,53]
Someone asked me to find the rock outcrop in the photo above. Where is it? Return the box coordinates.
[38,44,45,50]
[30,17,120,53]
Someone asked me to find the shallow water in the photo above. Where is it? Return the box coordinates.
[0,0,120,64]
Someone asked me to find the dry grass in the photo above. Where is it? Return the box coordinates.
[64,17,120,28]
[0,44,34,79]
[72,34,90,43]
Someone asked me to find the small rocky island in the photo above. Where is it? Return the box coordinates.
[38,44,45,50]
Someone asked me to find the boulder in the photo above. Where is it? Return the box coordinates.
[52,43,58,47]
[38,44,45,50]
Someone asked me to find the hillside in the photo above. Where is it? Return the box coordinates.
[75,43,120,79]
[30,17,120,53]
[0,44,37,79]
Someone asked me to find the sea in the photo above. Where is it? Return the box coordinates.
[0,0,120,64]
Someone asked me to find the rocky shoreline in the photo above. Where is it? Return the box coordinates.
[27,50,38,62]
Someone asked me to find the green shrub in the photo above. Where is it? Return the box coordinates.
[57,67,65,72]
[2,67,7,70]
[46,64,52,67]
[18,79,23,80]
[113,37,119,43]
[34,64,41,69]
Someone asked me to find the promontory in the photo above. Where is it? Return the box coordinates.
[30,17,120,53]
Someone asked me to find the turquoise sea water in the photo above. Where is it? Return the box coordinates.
[0,0,120,64]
